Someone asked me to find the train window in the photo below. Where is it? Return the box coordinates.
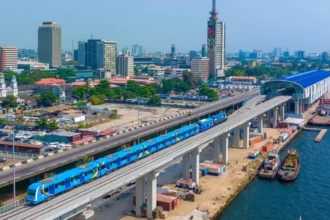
[110,161,116,166]
[74,176,79,181]
[55,183,59,188]
[137,150,141,155]
[131,152,136,157]
[44,187,49,193]
[71,177,74,182]
[27,189,35,196]
[60,181,65,186]
[121,156,127,161]
[101,164,105,169]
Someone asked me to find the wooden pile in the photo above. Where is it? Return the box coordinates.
[153,206,163,219]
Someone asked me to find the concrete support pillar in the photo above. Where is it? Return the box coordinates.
[182,154,190,180]
[191,148,201,185]
[273,107,278,128]
[212,137,221,163]
[233,127,240,148]
[242,122,250,149]
[257,116,264,134]
[280,104,285,121]
[135,177,145,217]
[267,110,272,127]
[146,172,159,220]
[220,133,230,164]
[295,100,300,114]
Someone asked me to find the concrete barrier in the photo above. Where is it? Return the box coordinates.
[38,156,44,159]
[15,163,22,167]
[2,166,10,171]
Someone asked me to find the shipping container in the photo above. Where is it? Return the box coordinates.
[249,136,263,145]
[176,179,196,189]
[200,162,221,175]
[261,141,274,153]
[189,170,202,179]
[199,167,208,176]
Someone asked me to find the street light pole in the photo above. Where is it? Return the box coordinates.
[12,129,16,203]
[137,97,140,144]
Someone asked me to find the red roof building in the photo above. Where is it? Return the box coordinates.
[109,78,158,86]
[35,78,65,85]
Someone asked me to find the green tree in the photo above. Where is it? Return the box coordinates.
[2,95,18,108]
[56,69,75,79]
[183,71,195,89]
[149,95,161,105]
[0,200,4,207]
[112,87,124,100]
[126,80,140,93]
[199,84,219,101]
[234,70,245,76]
[89,95,105,105]
[72,86,88,100]
[38,91,58,107]
[162,79,175,93]
[174,81,190,93]
[74,101,87,106]
[123,91,136,100]
[47,120,58,131]
[36,118,48,130]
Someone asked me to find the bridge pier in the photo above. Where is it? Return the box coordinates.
[146,172,159,220]
[280,104,285,121]
[233,127,240,148]
[220,133,230,164]
[242,122,250,149]
[182,154,190,180]
[212,137,221,163]
[273,107,278,128]
[135,177,146,217]
[295,100,300,114]
[257,115,264,134]
[191,148,201,185]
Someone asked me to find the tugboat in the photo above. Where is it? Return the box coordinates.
[277,149,300,181]
[258,150,281,180]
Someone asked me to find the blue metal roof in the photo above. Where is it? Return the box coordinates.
[276,70,330,88]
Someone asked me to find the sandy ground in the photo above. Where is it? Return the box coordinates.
[89,104,188,132]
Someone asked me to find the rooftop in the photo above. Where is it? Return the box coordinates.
[275,70,330,88]
[49,131,81,137]
[35,78,65,85]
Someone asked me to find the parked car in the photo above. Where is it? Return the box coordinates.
[0,158,6,163]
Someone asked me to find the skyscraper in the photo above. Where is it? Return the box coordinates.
[138,45,144,56]
[132,44,139,56]
[201,44,207,57]
[0,47,18,71]
[86,39,117,73]
[38,22,61,68]
[116,50,134,78]
[171,44,176,59]
[207,0,225,78]
[78,41,87,67]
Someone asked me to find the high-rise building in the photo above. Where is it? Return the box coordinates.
[38,22,62,68]
[191,57,209,81]
[207,0,225,78]
[0,47,18,71]
[190,51,198,60]
[73,49,79,62]
[78,41,87,67]
[86,39,117,74]
[297,51,305,59]
[283,51,290,58]
[171,44,176,59]
[138,45,144,56]
[322,52,328,62]
[201,44,207,57]
[116,51,134,78]
[132,44,139,56]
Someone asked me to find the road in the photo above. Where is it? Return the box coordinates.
[0,95,291,220]
[0,89,259,188]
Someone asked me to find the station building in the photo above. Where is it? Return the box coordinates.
[261,70,330,114]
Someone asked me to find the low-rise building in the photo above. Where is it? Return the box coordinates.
[147,67,165,76]
[45,132,82,144]
[17,61,49,70]
[191,57,209,81]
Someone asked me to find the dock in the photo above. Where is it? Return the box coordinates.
[314,129,327,142]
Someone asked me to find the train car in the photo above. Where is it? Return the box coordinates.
[211,112,227,124]
[197,118,214,132]
[175,124,199,141]
[26,162,99,205]
[94,157,115,176]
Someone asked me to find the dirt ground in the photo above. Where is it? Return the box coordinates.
[89,104,188,132]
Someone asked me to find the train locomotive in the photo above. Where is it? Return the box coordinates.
[26,112,227,204]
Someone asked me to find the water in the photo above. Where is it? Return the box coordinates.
[219,130,330,220]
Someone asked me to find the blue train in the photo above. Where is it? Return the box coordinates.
[26,112,227,205]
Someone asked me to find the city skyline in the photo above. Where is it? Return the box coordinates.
[1,0,330,53]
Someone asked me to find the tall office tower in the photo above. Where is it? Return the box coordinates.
[207,0,225,78]
[116,51,134,78]
[322,52,328,62]
[0,47,18,71]
[38,22,62,68]
[191,57,209,81]
[201,44,207,57]
[78,41,87,67]
[86,39,117,74]
[132,44,139,56]
[171,44,176,59]
[138,45,144,56]
[297,51,305,59]
[190,51,198,60]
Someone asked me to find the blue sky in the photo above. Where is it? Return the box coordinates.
[1,0,330,53]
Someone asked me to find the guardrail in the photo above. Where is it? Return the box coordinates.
[0,197,26,214]
[0,151,38,159]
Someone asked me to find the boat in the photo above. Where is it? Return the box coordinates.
[277,149,300,181]
[258,150,281,180]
